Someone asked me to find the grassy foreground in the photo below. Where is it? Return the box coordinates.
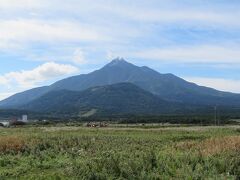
[0,125,239,179]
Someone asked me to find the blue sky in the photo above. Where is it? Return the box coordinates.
[0,0,240,100]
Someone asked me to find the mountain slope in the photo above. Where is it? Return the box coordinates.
[0,86,49,108]
[22,83,180,116]
[1,58,240,108]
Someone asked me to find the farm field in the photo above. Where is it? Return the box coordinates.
[0,125,239,179]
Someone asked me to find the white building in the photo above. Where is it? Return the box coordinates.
[22,115,28,123]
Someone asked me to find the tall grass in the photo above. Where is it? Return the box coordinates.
[0,126,239,179]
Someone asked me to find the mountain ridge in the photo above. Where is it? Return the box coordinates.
[22,83,183,116]
[0,58,240,109]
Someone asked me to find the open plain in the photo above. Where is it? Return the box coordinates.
[0,125,239,179]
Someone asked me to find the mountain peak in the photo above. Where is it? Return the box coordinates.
[106,57,132,67]
[2,57,240,110]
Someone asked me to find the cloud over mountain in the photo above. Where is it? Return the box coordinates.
[0,62,79,88]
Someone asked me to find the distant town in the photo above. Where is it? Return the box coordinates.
[0,115,28,127]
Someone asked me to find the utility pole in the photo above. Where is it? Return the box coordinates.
[214,105,217,126]
[218,107,220,126]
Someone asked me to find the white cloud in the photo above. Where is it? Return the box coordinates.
[0,62,79,88]
[118,9,240,27]
[72,48,86,65]
[185,77,240,93]
[1,1,238,66]
[106,50,119,60]
[0,19,106,46]
[0,0,43,9]
[1,1,240,29]
[0,76,8,86]
[130,45,240,64]
[22,47,90,65]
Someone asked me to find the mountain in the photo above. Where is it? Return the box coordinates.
[22,83,182,116]
[0,86,49,108]
[1,58,240,109]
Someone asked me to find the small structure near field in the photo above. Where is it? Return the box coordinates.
[10,119,26,126]
[86,122,108,128]
[11,115,28,126]
[99,122,108,127]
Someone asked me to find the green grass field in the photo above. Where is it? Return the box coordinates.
[0,125,239,179]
